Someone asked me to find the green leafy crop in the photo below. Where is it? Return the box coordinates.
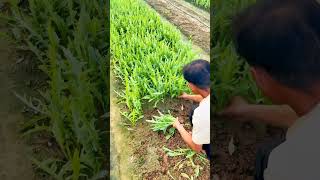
[190,0,210,10]
[212,0,267,111]
[111,0,196,125]
[6,0,108,178]
[146,111,176,140]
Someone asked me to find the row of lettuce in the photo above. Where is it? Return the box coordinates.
[111,0,198,125]
[6,0,108,179]
[212,0,266,111]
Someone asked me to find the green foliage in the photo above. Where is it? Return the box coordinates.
[163,147,197,158]
[146,111,176,140]
[111,0,196,125]
[6,0,108,178]
[212,0,267,111]
[190,0,210,10]
[212,0,256,46]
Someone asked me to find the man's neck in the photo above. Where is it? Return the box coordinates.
[198,90,210,99]
[286,87,320,116]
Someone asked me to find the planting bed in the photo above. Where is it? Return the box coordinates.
[111,94,210,179]
[213,117,284,179]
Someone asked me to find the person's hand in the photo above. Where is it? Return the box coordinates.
[218,96,250,121]
[172,117,181,128]
[178,92,188,99]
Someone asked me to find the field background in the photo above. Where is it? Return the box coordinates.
[110,0,210,179]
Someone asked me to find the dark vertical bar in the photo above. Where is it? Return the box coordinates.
[105,0,111,178]
[210,1,214,179]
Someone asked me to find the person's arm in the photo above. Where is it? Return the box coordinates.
[239,104,297,128]
[173,118,203,152]
[179,92,203,103]
[219,96,298,128]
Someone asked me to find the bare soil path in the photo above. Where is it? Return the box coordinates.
[146,0,210,54]
[0,28,35,179]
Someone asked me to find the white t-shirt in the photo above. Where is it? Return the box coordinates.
[192,95,210,145]
[264,103,320,180]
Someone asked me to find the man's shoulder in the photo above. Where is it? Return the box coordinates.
[265,139,320,179]
[195,96,210,113]
[193,104,210,121]
[265,104,320,179]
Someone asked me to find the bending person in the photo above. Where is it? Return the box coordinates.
[173,59,211,159]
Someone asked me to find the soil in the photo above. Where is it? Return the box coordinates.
[212,117,285,180]
[0,28,35,179]
[145,0,210,54]
[110,79,135,180]
[110,89,210,179]
[137,99,210,179]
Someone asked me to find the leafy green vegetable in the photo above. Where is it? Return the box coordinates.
[212,0,267,111]
[6,0,108,178]
[111,0,196,125]
[147,111,176,139]
[166,127,176,140]
[190,0,210,10]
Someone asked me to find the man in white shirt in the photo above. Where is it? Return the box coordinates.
[172,59,211,159]
[220,0,320,179]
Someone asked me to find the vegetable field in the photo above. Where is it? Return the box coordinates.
[111,0,209,179]
[212,0,265,111]
[212,0,283,179]
[5,0,108,179]
[111,0,195,125]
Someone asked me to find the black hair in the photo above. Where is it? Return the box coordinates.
[183,59,210,89]
[233,0,320,90]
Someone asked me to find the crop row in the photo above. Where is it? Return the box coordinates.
[191,0,210,10]
[212,0,267,111]
[6,0,108,179]
[111,0,197,125]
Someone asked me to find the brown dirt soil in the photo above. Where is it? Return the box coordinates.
[212,117,285,180]
[145,0,210,54]
[111,92,210,179]
[0,28,35,179]
[136,99,210,179]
